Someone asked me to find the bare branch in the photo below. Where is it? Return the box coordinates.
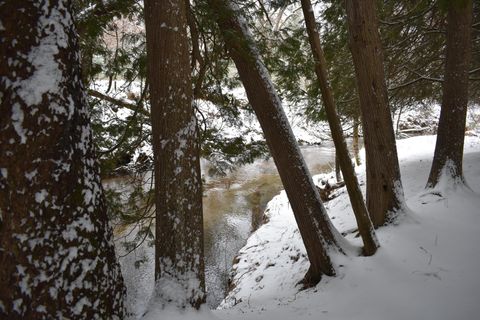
[88,89,150,117]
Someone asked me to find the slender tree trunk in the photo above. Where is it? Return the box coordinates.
[335,152,343,183]
[396,105,404,135]
[80,47,93,87]
[144,0,205,309]
[209,0,343,286]
[301,0,378,256]
[427,0,472,188]
[352,116,361,166]
[346,0,405,227]
[0,0,126,318]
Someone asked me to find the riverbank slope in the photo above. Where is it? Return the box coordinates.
[145,134,480,320]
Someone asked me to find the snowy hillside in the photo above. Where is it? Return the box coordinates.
[144,135,480,319]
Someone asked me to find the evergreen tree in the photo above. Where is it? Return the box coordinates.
[144,0,206,308]
[427,0,473,188]
[0,0,126,317]
[345,0,406,227]
[208,0,345,286]
[300,0,379,256]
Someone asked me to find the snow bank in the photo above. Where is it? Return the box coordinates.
[210,135,480,320]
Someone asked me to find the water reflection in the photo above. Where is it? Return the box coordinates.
[110,140,361,314]
[202,142,338,306]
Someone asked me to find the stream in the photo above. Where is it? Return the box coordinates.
[201,142,340,306]
[107,140,358,316]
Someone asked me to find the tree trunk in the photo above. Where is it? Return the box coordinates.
[144,0,206,309]
[335,152,343,183]
[395,105,404,135]
[301,0,378,256]
[0,0,126,318]
[427,0,473,188]
[352,116,361,166]
[346,0,405,227]
[209,0,343,286]
[80,47,94,87]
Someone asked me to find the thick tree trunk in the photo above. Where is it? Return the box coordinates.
[209,0,343,286]
[301,0,378,256]
[346,0,405,227]
[0,0,126,318]
[427,0,472,188]
[144,0,206,309]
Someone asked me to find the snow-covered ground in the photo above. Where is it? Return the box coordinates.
[144,135,480,319]
[95,80,480,318]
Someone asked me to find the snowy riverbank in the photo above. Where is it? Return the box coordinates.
[145,135,480,319]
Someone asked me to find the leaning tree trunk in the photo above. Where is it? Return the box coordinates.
[209,0,343,286]
[346,0,405,227]
[0,0,125,318]
[144,0,205,309]
[427,0,473,188]
[301,0,378,256]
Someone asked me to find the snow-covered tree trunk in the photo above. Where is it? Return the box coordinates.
[301,0,379,256]
[346,0,405,227]
[426,0,473,188]
[0,0,125,318]
[144,0,206,309]
[209,0,344,286]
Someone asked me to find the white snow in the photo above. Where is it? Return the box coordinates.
[13,1,72,117]
[16,39,64,107]
[25,169,38,180]
[11,103,27,144]
[144,135,480,320]
[34,189,48,203]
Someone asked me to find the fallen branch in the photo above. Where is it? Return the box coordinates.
[88,89,150,117]
[316,181,345,202]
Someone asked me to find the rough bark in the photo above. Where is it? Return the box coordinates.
[301,0,379,256]
[144,0,206,308]
[0,0,126,318]
[426,0,473,188]
[209,0,343,286]
[346,0,405,227]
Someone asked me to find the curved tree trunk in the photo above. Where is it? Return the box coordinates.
[345,0,405,227]
[427,0,472,188]
[301,0,379,256]
[144,0,206,309]
[0,0,126,318]
[209,0,343,286]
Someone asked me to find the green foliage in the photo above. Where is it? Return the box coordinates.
[75,0,479,254]
[73,0,272,255]
[202,128,268,175]
[74,0,143,83]
[250,0,478,124]
[89,95,151,177]
[104,172,156,266]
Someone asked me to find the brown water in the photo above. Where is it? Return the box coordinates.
[107,141,359,311]
[201,143,339,306]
